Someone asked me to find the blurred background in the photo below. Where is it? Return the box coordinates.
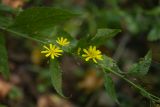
[0,0,160,107]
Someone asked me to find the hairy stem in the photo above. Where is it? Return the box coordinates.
[0,26,46,44]
[106,67,160,103]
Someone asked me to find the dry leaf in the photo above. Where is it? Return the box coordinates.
[37,94,75,107]
[78,69,103,93]
[0,78,12,98]
[2,0,25,8]
[155,104,160,107]
[31,48,43,65]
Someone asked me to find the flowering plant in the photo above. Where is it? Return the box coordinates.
[0,6,159,105]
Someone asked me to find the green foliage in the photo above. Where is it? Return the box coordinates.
[77,28,121,48]
[8,86,23,100]
[147,24,160,41]
[0,3,159,104]
[146,7,160,16]
[122,13,139,34]
[76,34,92,48]
[0,16,12,27]
[0,4,14,27]
[103,72,119,103]
[0,33,9,79]
[99,55,122,74]
[0,6,78,97]
[0,104,7,107]
[90,28,121,46]
[99,55,121,103]
[50,59,64,97]
[128,51,152,76]
[54,29,77,52]
[8,7,78,44]
[0,3,16,13]
[10,7,77,33]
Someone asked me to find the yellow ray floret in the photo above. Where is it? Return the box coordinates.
[41,44,63,59]
[56,37,70,46]
[82,46,103,63]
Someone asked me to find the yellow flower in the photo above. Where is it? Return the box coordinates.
[82,46,103,63]
[41,44,63,59]
[56,37,70,46]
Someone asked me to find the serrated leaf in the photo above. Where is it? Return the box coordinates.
[99,55,123,74]
[10,7,77,33]
[7,7,78,43]
[90,28,121,46]
[50,59,64,97]
[0,33,9,79]
[128,51,152,76]
[103,72,119,103]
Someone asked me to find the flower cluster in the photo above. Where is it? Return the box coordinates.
[41,37,103,63]
[41,37,70,59]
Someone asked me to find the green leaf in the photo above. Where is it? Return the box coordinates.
[0,4,13,28]
[147,24,160,41]
[0,3,16,13]
[103,72,119,103]
[146,7,160,16]
[0,16,13,27]
[8,86,23,100]
[0,33,9,79]
[128,51,152,76]
[90,28,121,46]
[123,14,139,34]
[0,4,15,27]
[76,34,92,48]
[99,55,122,74]
[50,59,64,97]
[77,28,121,48]
[8,7,78,43]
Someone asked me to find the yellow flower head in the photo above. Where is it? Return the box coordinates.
[41,44,63,59]
[82,46,103,63]
[56,37,70,46]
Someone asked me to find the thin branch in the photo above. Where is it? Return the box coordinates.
[106,67,160,103]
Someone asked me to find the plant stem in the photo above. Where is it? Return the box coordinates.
[0,26,46,44]
[106,67,160,103]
